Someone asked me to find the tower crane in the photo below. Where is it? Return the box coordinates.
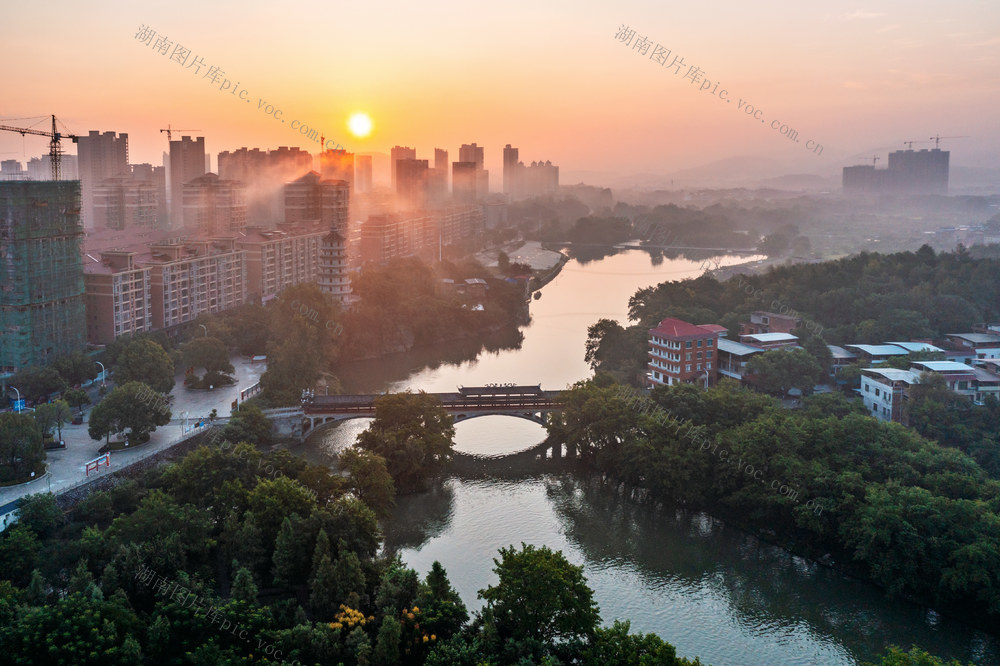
[159,125,200,142]
[903,140,930,150]
[0,115,78,180]
[929,135,969,149]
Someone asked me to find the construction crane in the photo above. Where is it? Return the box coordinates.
[929,135,969,149]
[159,125,200,142]
[867,155,880,166]
[903,140,930,150]
[0,115,78,180]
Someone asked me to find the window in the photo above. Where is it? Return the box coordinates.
[686,340,692,348]
[875,388,880,397]
[706,351,713,359]
[707,339,713,347]
[697,339,703,348]
[686,353,692,361]
[707,362,712,369]
[864,384,870,393]
[686,364,691,372]
[696,363,702,370]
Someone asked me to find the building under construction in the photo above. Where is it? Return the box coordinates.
[0,181,87,376]
[843,148,950,195]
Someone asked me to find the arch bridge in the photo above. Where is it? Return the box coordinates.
[267,385,564,439]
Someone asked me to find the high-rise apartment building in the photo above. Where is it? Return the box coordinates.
[284,172,350,231]
[452,162,479,203]
[318,149,355,190]
[0,181,86,374]
[842,148,950,195]
[182,173,247,235]
[77,130,129,230]
[390,146,416,189]
[503,144,518,196]
[396,158,430,209]
[237,226,328,304]
[92,177,160,230]
[355,155,373,193]
[169,136,206,228]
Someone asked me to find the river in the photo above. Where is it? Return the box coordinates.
[295,248,999,665]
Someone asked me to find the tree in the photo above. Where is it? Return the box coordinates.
[744,348,823,396]
[271,516,298,586]
[583,620,690,665]
[357,392,456,490]
[497,250,510,272]
[88,382,171,445]
[113,338,175,393]
[231,566,258,604]
[478,543,600,654]
[63,388,91,414]
[0,412,44,481]
[339,447,395,518]
[182,336,235,378]
[416,561,468,642]
[52,351,99,387]
[10,365,67,404]
[372,614,402,666]
[16,493,62,538]
[222,403,273,447]
[35,400,72,440]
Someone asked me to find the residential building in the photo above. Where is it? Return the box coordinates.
[182,173,247,235]
[738,332,798,350]
[283,172,350,231]
[459,144,489,197]
[716,338,765,382]
[146,237,245,332]
[83,250,153,344]
[0,160,25,180]
[0,181,87,374]
[515,160,558,199]
[842,148,949,195]
[92,177,160,230]
[390,146,416,189]
[945,333,1000,360]
[237,226,327,303]
[885,341,945,354]
[845,344,910,365]
[503,144,518,196]
[860,368,920,422]
[911,361,978,399]
[218,146,313,226]
[168,136,207,228]
[76,130,130,230]
[317,149,354,190]
[27,154,78,181]
[740,310,800,336]
[647,317,720,388]
[452,162,478,202]
[827,345,858,377]
[396,158,430,209]
[355,155,373,193]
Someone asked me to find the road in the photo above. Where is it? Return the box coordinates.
[0,355,265,506]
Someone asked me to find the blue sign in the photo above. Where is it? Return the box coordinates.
[13,399,25,412]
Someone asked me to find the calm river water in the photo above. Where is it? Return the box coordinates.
[295,249,999,665]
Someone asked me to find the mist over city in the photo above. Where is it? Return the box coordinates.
[2,2,1000,665]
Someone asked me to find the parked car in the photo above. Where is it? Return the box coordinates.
[71,414,84,425]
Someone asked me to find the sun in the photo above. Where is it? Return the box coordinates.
[348,112,373,138]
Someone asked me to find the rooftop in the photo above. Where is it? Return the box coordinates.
[650,318,721,339]
[947,333,1000,345]
[718,338,767,357]
[742,332,798,343]
[885,341,944,353]
[827,345,858,359]
[863,368,921,383]
[846,344,909,356]
[911,361,977,373]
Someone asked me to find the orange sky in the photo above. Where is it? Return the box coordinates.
[2,1,999,184]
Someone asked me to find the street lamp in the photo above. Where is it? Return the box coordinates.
[10,386,21,413]
[95,361,106,387]
[199,324,208,337]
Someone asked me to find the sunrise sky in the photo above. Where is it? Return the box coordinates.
[3,0,999,184]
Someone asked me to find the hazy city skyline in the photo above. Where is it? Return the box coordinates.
[2,1,999,186]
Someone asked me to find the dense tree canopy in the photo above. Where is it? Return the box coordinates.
[113,338,175,394]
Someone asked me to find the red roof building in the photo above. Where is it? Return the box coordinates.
[647,318,721,388]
